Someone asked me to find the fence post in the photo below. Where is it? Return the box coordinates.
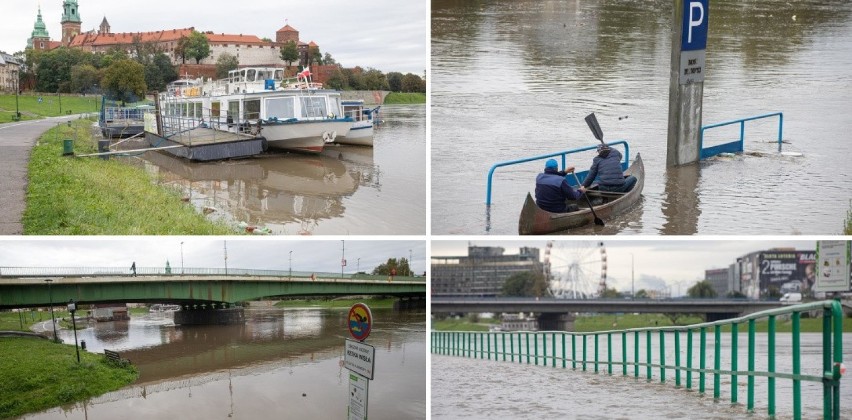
[607,333,613,375]
[748,319,756,412]
[622,331,628,376]
[792,312,801,418]
[646,330,652,381]
[660,330,666,383]
[699,327,706,394]
[687,329,693,389]
[714,325,721,400]
[768,316,776,417]
[674,330,681,388]
[731,322,739,405]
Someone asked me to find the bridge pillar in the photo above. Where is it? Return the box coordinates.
[393,296,426,311]
[174,307,245,325]
[537,313,575,332]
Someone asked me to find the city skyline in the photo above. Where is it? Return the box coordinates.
[0,0,427,74]
[432,239,817,296]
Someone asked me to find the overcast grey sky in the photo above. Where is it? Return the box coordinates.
[432,239,818,296]
[0,238,426,275]
[1,0,427,74]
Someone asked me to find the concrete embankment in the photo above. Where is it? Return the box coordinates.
[340,90,390,105]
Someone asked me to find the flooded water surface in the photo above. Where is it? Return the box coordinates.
[431,0,852,235]
[123,105,425,235]
[21,308,425,419]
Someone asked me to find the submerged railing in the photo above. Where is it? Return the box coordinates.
[432,300,845,420]
[700,112,784,159]
[485,140,630,205]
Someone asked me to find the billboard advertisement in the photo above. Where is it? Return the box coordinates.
[756,250,816,296]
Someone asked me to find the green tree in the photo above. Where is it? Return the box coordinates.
[386,72,403,92]
[308,45,323,66]
[726,290,747,299]
[634,289,650,299]
[322,52,336,65]
[324,67,348,90]
[279,41,299,67]
[401,73,425,93]
[687,281,718,298]
[501,270,548,298]
[34,47,95,92]
[372,257,411,276]
[185,31,211,64]
[215,53,240,79]
[599,287,623,299]
[69,64,99,94]
[361,68,389,90]
[102,59,147,105]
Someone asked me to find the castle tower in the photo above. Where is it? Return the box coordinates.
[99,16,110,35]
[28,6,51,50]
[60,0,82,45]
[275,22,299,44]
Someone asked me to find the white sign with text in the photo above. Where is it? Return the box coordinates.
[344,339,376,380]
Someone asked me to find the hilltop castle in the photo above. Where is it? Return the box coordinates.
[27,0,318,68]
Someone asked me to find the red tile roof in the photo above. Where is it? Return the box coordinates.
[68,28,195,47]
[276,24,297,33]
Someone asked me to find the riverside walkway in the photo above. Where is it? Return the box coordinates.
[0,115,82,234]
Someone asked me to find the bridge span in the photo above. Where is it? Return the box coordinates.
[0,267,426,310]
[431,297,787,328]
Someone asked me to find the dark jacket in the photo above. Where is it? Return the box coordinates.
[535,168,584,213]
[583,148,625,188]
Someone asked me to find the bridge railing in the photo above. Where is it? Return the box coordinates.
[0,266,425,282]
[432,300,845,420]
[485,140,630,205]
[700,112,783,159]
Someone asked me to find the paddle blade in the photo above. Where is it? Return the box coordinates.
[585,113,604,142]
[594,217,605,226]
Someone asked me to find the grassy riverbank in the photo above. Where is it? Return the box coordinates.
[0,310,71,332]
[383,92,426,104]
[0,337,137,418]
[274,298,398,309]
[23,119,234,234]
[432,313,852,333]
[0,93,100,123]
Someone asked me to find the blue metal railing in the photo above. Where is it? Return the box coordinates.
[700,112,783,159]
[485,140,630,205]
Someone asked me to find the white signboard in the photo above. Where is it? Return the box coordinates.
[344,339,376,380]
[347,372,369,420]
[815,241,851,293]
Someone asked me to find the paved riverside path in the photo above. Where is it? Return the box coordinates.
[0,115,81,234]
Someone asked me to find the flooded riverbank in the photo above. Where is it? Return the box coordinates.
[119,105,425,235]
[19,308,425,419]
[431,0,852,235]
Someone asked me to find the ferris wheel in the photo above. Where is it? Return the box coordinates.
[546,241,607,299]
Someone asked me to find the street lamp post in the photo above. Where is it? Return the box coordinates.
[12,70,20,121]
[44,279,57,342]
[67,299,80,363]
[289,251,293,279]
[180,241,185,275]
[409,249,413,276]
[341,240,345,278]
[357,258,360,275]
[631,253,635,300]
[56,79,62,115]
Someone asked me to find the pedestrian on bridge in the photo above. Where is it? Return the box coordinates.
[130,262,137,277]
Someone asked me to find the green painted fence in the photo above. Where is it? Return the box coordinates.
[432,300,845,420]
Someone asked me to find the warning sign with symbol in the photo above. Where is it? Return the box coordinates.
[348,303,373,341]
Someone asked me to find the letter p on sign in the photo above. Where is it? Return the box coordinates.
[681,0,709,51]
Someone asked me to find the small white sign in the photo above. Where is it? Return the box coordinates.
[347,372,369,420]
[815,241,851,293]
[344,339,376,380]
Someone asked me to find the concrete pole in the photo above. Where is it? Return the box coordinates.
[667,0,708,167]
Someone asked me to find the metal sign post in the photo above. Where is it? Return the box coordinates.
[345,303,374,420]
[667,0,710,166]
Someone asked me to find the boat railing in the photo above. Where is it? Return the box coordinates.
[485,140,630,206]
[432,299,845,420]
[700,112,784,159]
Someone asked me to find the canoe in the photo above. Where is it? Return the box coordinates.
[518,153,644,234]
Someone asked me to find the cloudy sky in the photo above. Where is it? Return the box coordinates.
[1,0,427,74]
[0,238,426,275]
[432,239,819,296]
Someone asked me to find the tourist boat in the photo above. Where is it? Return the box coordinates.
[156,68,352,154]
[336,100,380,146]
[518,153,644,234]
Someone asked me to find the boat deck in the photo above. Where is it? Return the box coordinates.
[146,127,266,161]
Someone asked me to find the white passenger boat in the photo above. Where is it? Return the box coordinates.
[336,100,380,146]
[156,68,352,154]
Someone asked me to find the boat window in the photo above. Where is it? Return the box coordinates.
[243,99,261,120]
[274,70,284,81]
[194,102,203,119]
[228,101,239,122]
[246,69,256,82]
[265,97,296,119]
[300,96,328,118]
[328,97,342,117]
[211,101,221,120]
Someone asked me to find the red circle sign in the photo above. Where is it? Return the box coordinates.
[348,303,373,341]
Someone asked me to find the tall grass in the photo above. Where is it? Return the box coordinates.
[23,119,235,234]
[383,92,426,104]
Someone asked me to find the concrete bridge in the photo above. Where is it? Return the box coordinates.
[0,267,426,323]
[431,297,786,330]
